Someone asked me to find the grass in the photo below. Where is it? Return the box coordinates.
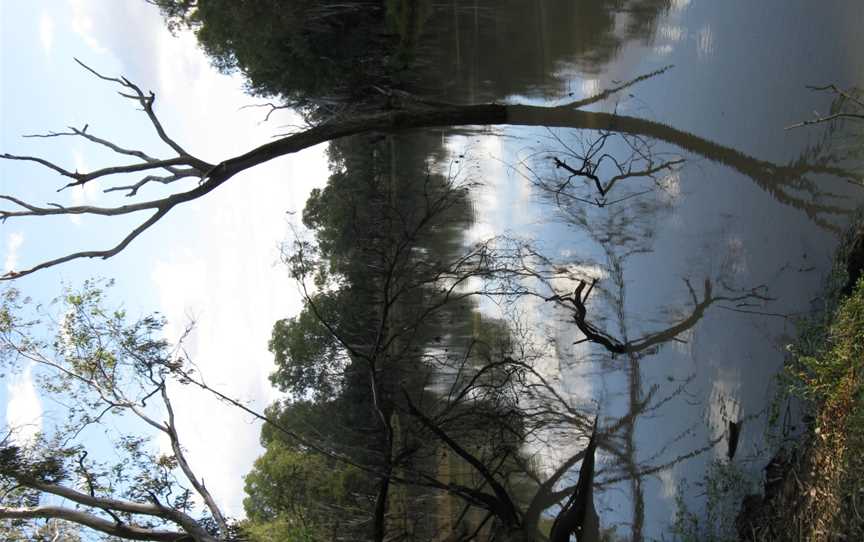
[736,215,864,541]
[769,276,864,541]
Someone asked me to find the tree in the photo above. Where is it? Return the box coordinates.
[253,131,739,540]
[0,517,83,541]
[243,441,367,541]
[0,281,235,542]
[268,292,351,400]
[0,277,595,542]
[2,63,856,280]
[0,212,732,542]
[148,0,393,112]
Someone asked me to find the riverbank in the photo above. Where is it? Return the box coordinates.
[735,216,864,541]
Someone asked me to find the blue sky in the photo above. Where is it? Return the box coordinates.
[1,0,330,517]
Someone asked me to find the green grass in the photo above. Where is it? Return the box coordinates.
[747,215,864,541]
[779,275,864,541]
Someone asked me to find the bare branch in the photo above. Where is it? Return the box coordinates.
[103,170,200,197]
[25,125,163,164]
[1,153,194,191]
[565,64,673,109]
[402,388,521,528]
[239,101,293,123]
[74,59,190,157]
[785,112,864,130]
[160,384,230,537]
[2,206,170,280]
[4,62,856,279]
[4,476,213,541]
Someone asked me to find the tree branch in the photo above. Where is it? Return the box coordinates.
[2,206,170,280]
[0,506,188,542]
[74,58,190,157]
[401,388,521,528]
[160,384,230,537]
[4,476,213,541]
[3,62,854,280]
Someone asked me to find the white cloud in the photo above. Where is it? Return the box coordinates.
[654,44,674,57]
[659,172,682,203]
[721,236,748,277]
[145,26,330,516]
[581,78,600,97]
[3,232,24,274]
[39,12,55,56]
[68,0,108,53]
[67,0,165,85]
[5,364,43,444]
[148,139,328,513]
[658,24,686,43]
[47,0,328,517]
[150,208,302,516]
[707,366,741,452]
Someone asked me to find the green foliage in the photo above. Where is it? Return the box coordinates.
[761,242,864,539]
[0,445,66,484]
[0,280,208,527]
[303,135,390,275]
[243,440,366,541]
[243,395,380,540]
[268,290,349,400]
[0,279,171,402]
[0,519,83,542]
[150,0,393,110]
[788,276,864,404]
[242,515,319,542]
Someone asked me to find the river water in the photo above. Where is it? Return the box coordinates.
[411,0,864,539]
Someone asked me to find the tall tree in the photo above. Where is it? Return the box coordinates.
[0,282,233,542]
[243,440,367,541]
[148,0,393,112]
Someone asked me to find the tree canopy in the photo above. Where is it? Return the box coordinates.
[268,291,350,400]
[149,0,394,112]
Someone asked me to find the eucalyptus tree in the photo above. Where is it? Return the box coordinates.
[0,282,238,541]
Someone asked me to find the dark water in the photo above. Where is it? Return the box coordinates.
[397,0,864,539]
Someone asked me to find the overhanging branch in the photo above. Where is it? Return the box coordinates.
[3,62,856,280]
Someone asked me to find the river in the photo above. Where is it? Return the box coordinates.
[406,0,864,539]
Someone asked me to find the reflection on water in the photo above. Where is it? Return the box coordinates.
[270,0,864,540]
[406,0,864,539]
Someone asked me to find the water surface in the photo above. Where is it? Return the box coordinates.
[414,1,864,538]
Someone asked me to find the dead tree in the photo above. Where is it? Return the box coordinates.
[2,62,857,279]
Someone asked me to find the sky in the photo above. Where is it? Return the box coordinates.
[4,0,860,536]
[0,0,681,523]
[0,0,330,517]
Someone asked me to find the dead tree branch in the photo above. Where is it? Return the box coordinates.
[4,61,854,279]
